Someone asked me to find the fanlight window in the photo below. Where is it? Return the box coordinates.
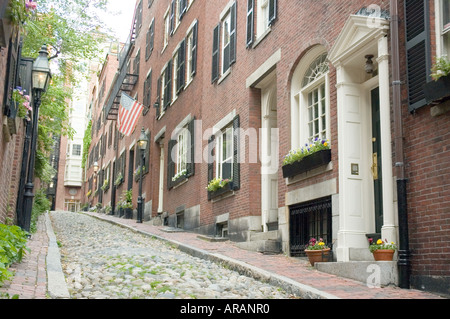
[302,53,329,88]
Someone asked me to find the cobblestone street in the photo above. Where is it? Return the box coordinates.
[50,211,292,299]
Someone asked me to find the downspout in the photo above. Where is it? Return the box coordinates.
[390,0,410,289]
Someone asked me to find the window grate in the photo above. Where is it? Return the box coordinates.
[289,197,332,257]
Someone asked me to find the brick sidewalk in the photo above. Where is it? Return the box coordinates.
[0,214,48,299]
[85,211,446,300]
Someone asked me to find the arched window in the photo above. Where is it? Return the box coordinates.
[291,47,330,149]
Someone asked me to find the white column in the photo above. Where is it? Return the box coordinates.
[377,35,397,243]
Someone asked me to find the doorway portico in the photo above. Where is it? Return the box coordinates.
[329,14,397,262]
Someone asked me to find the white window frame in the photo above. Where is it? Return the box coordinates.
[172,49,179,102]
[256,0,270,38]
[72,144,82,156]
[215,124,234,180]
[186,24,195,86]
[221,11,232,75]
[436,0,450,57]
[291,48,330,150]
[176,127,189,174]
[163,6,170,52]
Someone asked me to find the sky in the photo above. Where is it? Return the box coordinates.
[101,0,137,42]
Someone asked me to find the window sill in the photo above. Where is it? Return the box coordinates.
[252,27,272,49]
[172,176,189,189]
[217,68,231,85]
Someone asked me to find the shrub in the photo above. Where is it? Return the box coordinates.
[0,224,29,286]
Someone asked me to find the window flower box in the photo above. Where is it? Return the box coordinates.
[207,178,233,200]
[423,75,450,105]
[282,139,331,179]
[282,149,331,178]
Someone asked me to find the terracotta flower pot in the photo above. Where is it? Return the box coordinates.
[372,249,395,261]
[305,248,331,266]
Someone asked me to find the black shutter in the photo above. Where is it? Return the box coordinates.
[232,115,240,190]
[146,19,154,60]
[170,0,175,35]
[207,135,216,200]
[167,139,176,190]
[177,39,186,93]
[246,0,254,48]
[191,21,198,76]
[405,0,431,112]
[211,23,220,83]
[164,60,172,110]
[155,76,161,118]
[229,1,237,65]
[268,0,277,26]
[186,118,195,177]
[4,37,19,117]
[145,71,152,107]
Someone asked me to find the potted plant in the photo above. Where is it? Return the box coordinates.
[304,238,331,266]
[282,138,331,178]
[122,190,133,219]
[423,56,450,104]
[368,238,397,261]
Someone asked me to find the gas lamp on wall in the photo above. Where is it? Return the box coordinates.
[365,55,375,74]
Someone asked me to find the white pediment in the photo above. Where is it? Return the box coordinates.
[329,14,389,65]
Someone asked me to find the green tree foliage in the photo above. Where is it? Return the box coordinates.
[19,0,113,180]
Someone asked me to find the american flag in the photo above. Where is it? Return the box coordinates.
[117,93,144,136]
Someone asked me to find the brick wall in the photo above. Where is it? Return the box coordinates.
[396,0,450,292]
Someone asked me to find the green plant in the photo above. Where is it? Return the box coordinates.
[0,224,30,286]
[368,238,397,253]
[101,179,109,191]
[172,169,187,182]
[206,178,231,192]
[305,238,329,250]
[431,56,450,81]
[30,188,51,233]
[6,0,38,26]
[114,173,124,186]
[283,138,330,166]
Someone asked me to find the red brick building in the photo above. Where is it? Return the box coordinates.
[0,1,29,227]
[82,0,449,296]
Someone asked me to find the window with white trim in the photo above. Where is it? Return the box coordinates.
[163,7,170,50]
[211,1,236,83]
[291,48,330,149]
[72,144,82,156]
[438,0,450,56]
[172,50,179,101]
[303,53,329,143]
[216,124,234,180]
[176,127,189,175]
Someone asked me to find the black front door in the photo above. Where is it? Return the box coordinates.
[371,87,383,234]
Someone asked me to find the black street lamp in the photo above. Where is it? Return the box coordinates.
[137,128,148,223]
[22,45,52,232]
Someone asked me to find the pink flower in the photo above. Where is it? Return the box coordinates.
[26,1,38,11]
